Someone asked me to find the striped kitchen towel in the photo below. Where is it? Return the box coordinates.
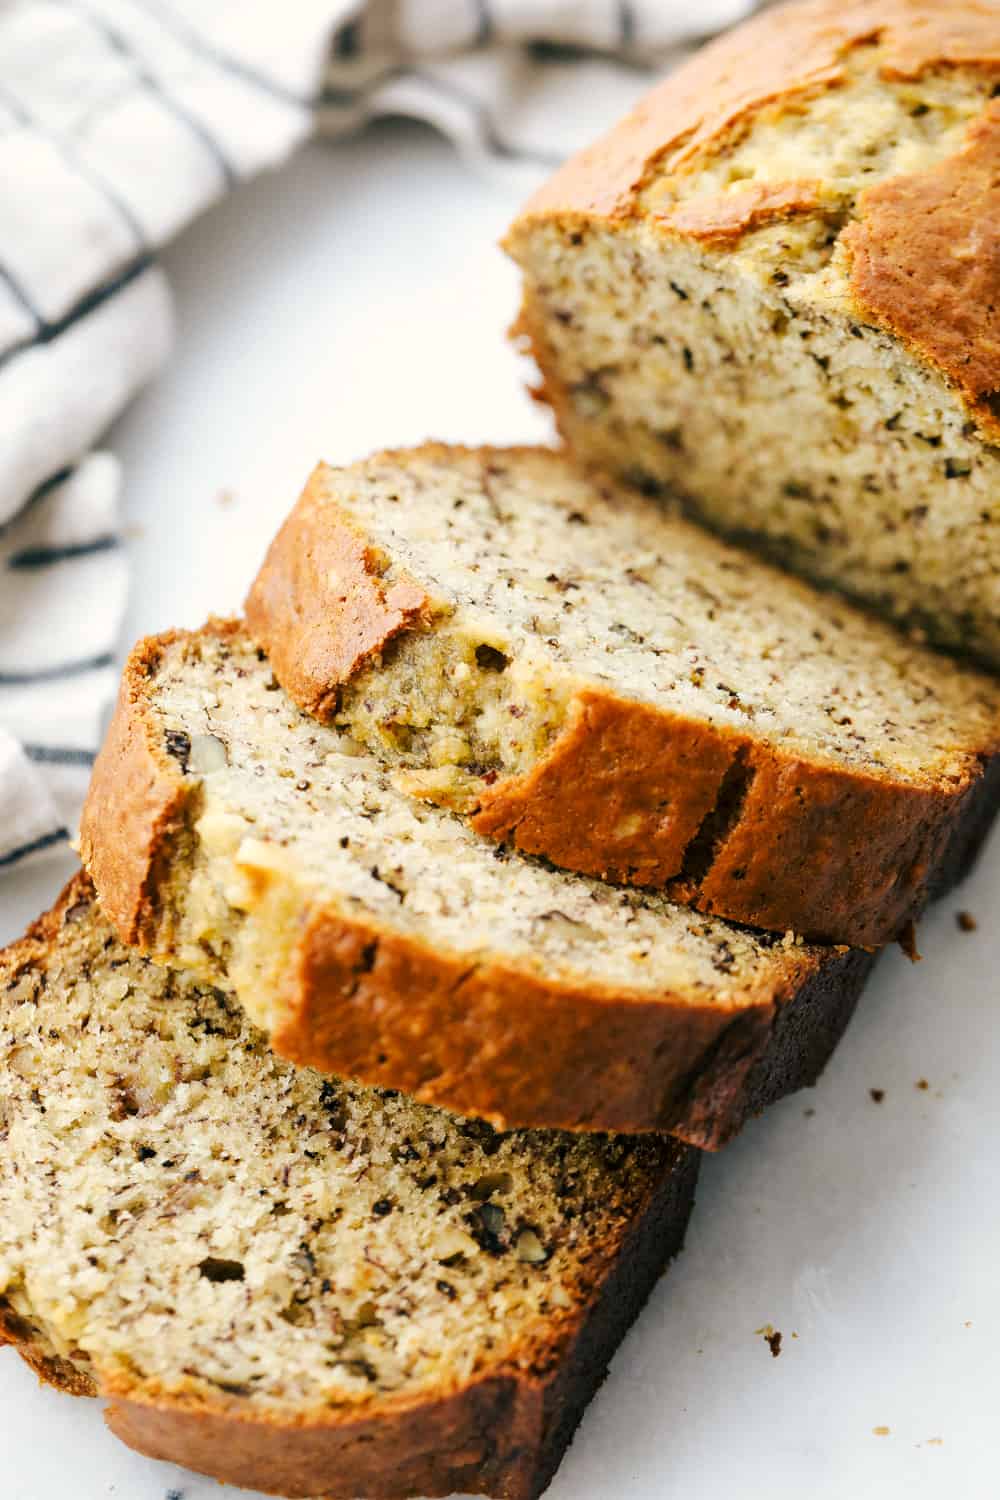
[0,0,757,873]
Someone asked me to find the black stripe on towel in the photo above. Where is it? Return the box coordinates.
[8,536,119,571]
[0,256,153,378]
[0,827,69,867]
[0,76,147,248]
[127,0,320,108]
[0,652,113,686]
[0,469,75,542]
[24,745,97,767]
[0,260,42,332]
[318,68,399,111]
[333,19,362,59]
[475,0,494,47]
[63,0,238,188]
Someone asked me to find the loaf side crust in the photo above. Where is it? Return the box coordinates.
[81,623,869,1146]
[245,455,995,948]
[282,906,874,1145]
[513,0,1000,221]
[0,874,699,1500]
[845,99,1000,441]
[79,629,205,946]
[246,466,433,721]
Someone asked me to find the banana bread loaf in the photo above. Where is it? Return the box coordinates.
[504,0,1000,667]
[245,445,1000,947]
[0,875,698,1500]
[78,621,876,1147]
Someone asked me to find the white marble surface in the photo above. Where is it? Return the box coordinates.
[1,121,998,1500]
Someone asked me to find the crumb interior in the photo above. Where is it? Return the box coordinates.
[323,447,999,789]
[0,889,683,1410]
[146,628,816,1030]
[506,52,1000,664]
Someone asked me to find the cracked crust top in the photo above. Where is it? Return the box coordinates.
[514,0,1000,222]
[507,0,1000,440]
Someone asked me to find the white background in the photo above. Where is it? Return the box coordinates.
[2,121,998,1500]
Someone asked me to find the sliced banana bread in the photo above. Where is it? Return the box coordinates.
[503,0,1000,667]
[0,875,698,1500]
[245,446,1000,947]
[78,621,875,1147]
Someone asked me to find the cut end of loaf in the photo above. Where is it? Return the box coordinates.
[0,878,693,1435]
[506,14,1000,666]
[243,445,999,944]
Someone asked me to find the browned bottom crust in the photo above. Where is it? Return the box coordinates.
[0,1301,97,1398]
[278,915,876,1149]
[273,734,996,1146]
[0,1103,698,1500]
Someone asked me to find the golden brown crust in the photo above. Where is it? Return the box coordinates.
[472,690,734,887]
[81,624,878,1146]
[472,687,984,947]
[103,1376,546,1500]
[0,1298,97,1399]
[277,901,770,1139]
[274,900,874,1147]
[78,630,209,946]
[242,454,994,949]
[845,100,1000,442]
[508,0,1000,226]
[246,465,432,721]
[659,179,823,242]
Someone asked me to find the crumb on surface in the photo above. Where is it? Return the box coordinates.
[755,1323,782,1357]
[869,1087,885,1103]
[873,1426,891,1437]
[957,910,978,932]
[916,1078,930,1091]
[216,488,236,507]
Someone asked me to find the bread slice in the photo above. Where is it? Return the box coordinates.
[503,0,1000,668]
[244,445,1000,948]
[0,875,698,1500]
[79,620,875,1147]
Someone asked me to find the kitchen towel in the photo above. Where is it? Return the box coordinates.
[0,0,757,872]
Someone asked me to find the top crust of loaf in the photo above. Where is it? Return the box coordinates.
[515,0,1000,219]
[246,447,1000,948]
[507,0,1000,439]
